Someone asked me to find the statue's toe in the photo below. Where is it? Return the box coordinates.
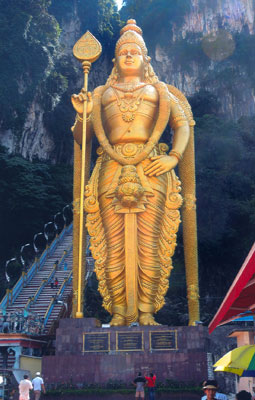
[139,313,160,326]
[110,314,126,326]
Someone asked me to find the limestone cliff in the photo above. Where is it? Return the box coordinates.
[153,0,255,119]
[182,0,254,36]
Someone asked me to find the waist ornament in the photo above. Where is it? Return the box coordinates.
[98,142,169,162]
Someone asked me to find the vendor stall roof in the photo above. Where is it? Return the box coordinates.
[209,243,255,334]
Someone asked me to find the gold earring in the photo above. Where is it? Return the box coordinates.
[144,64,149,79]
[113,66,119,81]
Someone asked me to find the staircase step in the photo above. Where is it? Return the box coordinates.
[5,226,76,334]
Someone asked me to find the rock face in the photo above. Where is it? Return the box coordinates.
[19,99,55,161]
[153,0,255,119]
[0,0,254,162]
[182,0,254,36]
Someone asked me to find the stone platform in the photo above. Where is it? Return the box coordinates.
[42,318,209,385]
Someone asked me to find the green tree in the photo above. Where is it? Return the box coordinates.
[0,146,72,297]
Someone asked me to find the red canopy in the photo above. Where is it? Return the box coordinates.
[209,243,255,334]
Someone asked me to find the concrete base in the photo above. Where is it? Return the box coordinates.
[42,318,209,385]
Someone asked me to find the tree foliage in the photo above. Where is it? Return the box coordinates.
[0,146,72,297]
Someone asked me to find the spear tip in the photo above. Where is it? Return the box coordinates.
[73,31,102,63]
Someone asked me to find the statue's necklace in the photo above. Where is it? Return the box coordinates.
[111,85,146,123]
[111,82,147,92]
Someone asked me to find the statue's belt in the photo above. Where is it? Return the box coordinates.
[98,142,169,162]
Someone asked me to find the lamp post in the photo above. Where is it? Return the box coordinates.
[63,204,72,227]
[5,258,17,283]
[20,243,32,269]
[54,212,63,234]
[44,221,54,245]
[33,232,44,254]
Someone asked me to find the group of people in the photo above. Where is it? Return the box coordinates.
[132,376,254,400]
[19,372,45,400]
[50,277,59,289]
[133,372,156,400]
[0,310,44,335]
[17,373,255,400]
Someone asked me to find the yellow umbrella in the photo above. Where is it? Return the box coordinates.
[214,345,255,373]
[214,365,244,376]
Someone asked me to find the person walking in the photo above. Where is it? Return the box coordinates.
[133,372,146,399]
[54,277,58,288]
[19,374,32,400]
[32,372,46,400]
[145,372,156,400]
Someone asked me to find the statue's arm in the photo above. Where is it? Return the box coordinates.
[169,100,190,160]
[144,100,189,177]
[71,89,94,145]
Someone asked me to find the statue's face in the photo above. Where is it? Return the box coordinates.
[116,43,144,77]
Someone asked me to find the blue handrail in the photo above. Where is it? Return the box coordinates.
[44,300,55,326]
[43,269,72,328]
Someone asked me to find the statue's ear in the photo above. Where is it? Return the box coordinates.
[112,58,115,63]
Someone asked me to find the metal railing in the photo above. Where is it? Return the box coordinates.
[1,203,72,304]
[43,269,73,328]
[0,223,73,309]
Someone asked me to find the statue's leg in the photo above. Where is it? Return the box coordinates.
[99,192,126,326]
[137,174,167,326]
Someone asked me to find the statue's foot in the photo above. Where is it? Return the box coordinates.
[139,312,160,326]
[110,313,126,326]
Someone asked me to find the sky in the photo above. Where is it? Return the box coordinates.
[115,0,123,10]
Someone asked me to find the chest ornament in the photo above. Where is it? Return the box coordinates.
[111,84,146,123]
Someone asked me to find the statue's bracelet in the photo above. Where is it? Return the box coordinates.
[76,113,91,123]
[169,150,183,161]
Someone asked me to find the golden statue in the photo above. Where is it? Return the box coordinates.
[71,20,200,326]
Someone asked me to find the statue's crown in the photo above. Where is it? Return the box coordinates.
[120,19,143,36]
[115,19,147,58]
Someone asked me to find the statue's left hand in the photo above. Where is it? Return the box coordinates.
[144,155,178,176]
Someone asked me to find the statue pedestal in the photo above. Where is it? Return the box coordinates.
[42,318,209,385]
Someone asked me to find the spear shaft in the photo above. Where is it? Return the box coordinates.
[73,32,102,318]
[76,62,90,318]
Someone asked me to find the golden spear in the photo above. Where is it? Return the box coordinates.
[73,31,102,318]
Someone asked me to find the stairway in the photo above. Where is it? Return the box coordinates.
[3,226,73,335]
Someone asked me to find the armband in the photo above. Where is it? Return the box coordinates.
[169,150,183,161]
[170,115,187,130]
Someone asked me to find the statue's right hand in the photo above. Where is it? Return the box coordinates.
[71,89,93,116]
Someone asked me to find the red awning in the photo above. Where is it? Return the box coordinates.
[209,243,255,334]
